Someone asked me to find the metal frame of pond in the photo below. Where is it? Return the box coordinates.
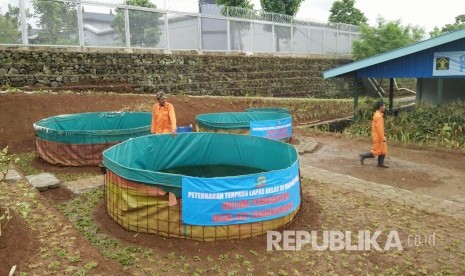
[102,169,302,241]
[100,133,303,241]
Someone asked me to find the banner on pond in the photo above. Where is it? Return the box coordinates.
[181,161,300,226]
[433,51,465,76]
[249,117,292,140]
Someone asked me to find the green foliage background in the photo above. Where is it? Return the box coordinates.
[328,0,367,26]
[346,100,465,150]
[0,5,22,44]
[430,14,465,37]
[111,0,161,47]
[32,0,78,45]
[352,17,425,60]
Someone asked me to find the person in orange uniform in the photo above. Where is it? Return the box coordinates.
[359,100,389,168]
[151,92,177,136]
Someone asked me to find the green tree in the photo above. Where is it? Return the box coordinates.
[4,5,21,30]
[216,0,253,9]
[32,0,78,45]
[0,6,21,44]
[111,0,162,47]
[259,0,303,16]
[352,17,425,60]
[259,0,304,52]
[430,14,465,37]
[328,0,367,26]
[0,15,19,44]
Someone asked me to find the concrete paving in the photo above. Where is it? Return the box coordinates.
[294,136,318,155]
[5,169,22,182]
[26,172,60,192]
[295,135,465,220]
[62,175,104,194]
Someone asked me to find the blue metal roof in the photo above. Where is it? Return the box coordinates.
[324,28,465,79]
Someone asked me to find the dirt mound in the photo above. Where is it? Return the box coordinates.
[0,209,39,275]
[0,93,253,153]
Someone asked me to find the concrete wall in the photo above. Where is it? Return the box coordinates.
[0,46,357,98]
[417,78,465,105]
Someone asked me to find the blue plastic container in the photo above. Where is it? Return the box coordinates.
[177,124,193,133]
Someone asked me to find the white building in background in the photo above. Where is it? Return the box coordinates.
[82,12,118,46]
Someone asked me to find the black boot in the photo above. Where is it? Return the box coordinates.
[359,152,374,165]
[377,155,389,168]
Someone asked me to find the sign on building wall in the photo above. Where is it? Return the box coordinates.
[433,52,465,76]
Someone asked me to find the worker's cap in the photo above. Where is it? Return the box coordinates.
[156,92,167,99]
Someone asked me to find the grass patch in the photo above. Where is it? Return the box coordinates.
[51,179,465,275]
[13,152,42,176]
[13,151,98,181]
[0,180,103,275]
[57,188,145,269]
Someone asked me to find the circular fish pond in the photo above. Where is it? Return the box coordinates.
[34,112,152,166]
[195,112,293,142]
[102,132,301,241]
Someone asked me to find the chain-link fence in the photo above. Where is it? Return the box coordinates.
[0,0,360,55]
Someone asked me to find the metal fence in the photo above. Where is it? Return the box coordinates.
[0,0,360,55]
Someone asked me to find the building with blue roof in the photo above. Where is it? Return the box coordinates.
[324,28,465,107]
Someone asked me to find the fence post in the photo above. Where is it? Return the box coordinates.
[322,29,325,54]
[349,33,353,55]
[290,18,293,53]
[250,21,254,52]
[272,24,275,53]
[198,15,202,50]
[77,0,85,47]
[20,0,28,45]
[290,26,293,53]
[164,13,169,49]
[227,19,231,51]
[307,27,310,54]
[124,8,130,48]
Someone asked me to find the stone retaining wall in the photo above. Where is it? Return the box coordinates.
[0,46,357,97]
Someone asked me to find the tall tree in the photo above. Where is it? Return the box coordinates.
[111,0,162,47]
[259,0,304,51]
[0,15,19,44]
[0,6,21,44]
[352,17,425,60]
[3,5,21,30]
[430,14,465,37]
[216,0,253,9]
[32,0,78,45]
[328,0,367,26]
[259,0,303,16]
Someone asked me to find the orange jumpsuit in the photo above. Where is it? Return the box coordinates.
[151,102,177,134]
[370,110,387,156]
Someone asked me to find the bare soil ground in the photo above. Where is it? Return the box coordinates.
[0,93,250,153]
[5,179,463,275]
[0,209,38,276]
[0,92,352,153]
[1,91,464,275]
[299,131,465,202]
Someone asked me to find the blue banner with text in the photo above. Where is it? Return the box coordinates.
[249,117,292,140]
[182,161,300,226]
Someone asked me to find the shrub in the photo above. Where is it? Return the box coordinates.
[346,100,465,150]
